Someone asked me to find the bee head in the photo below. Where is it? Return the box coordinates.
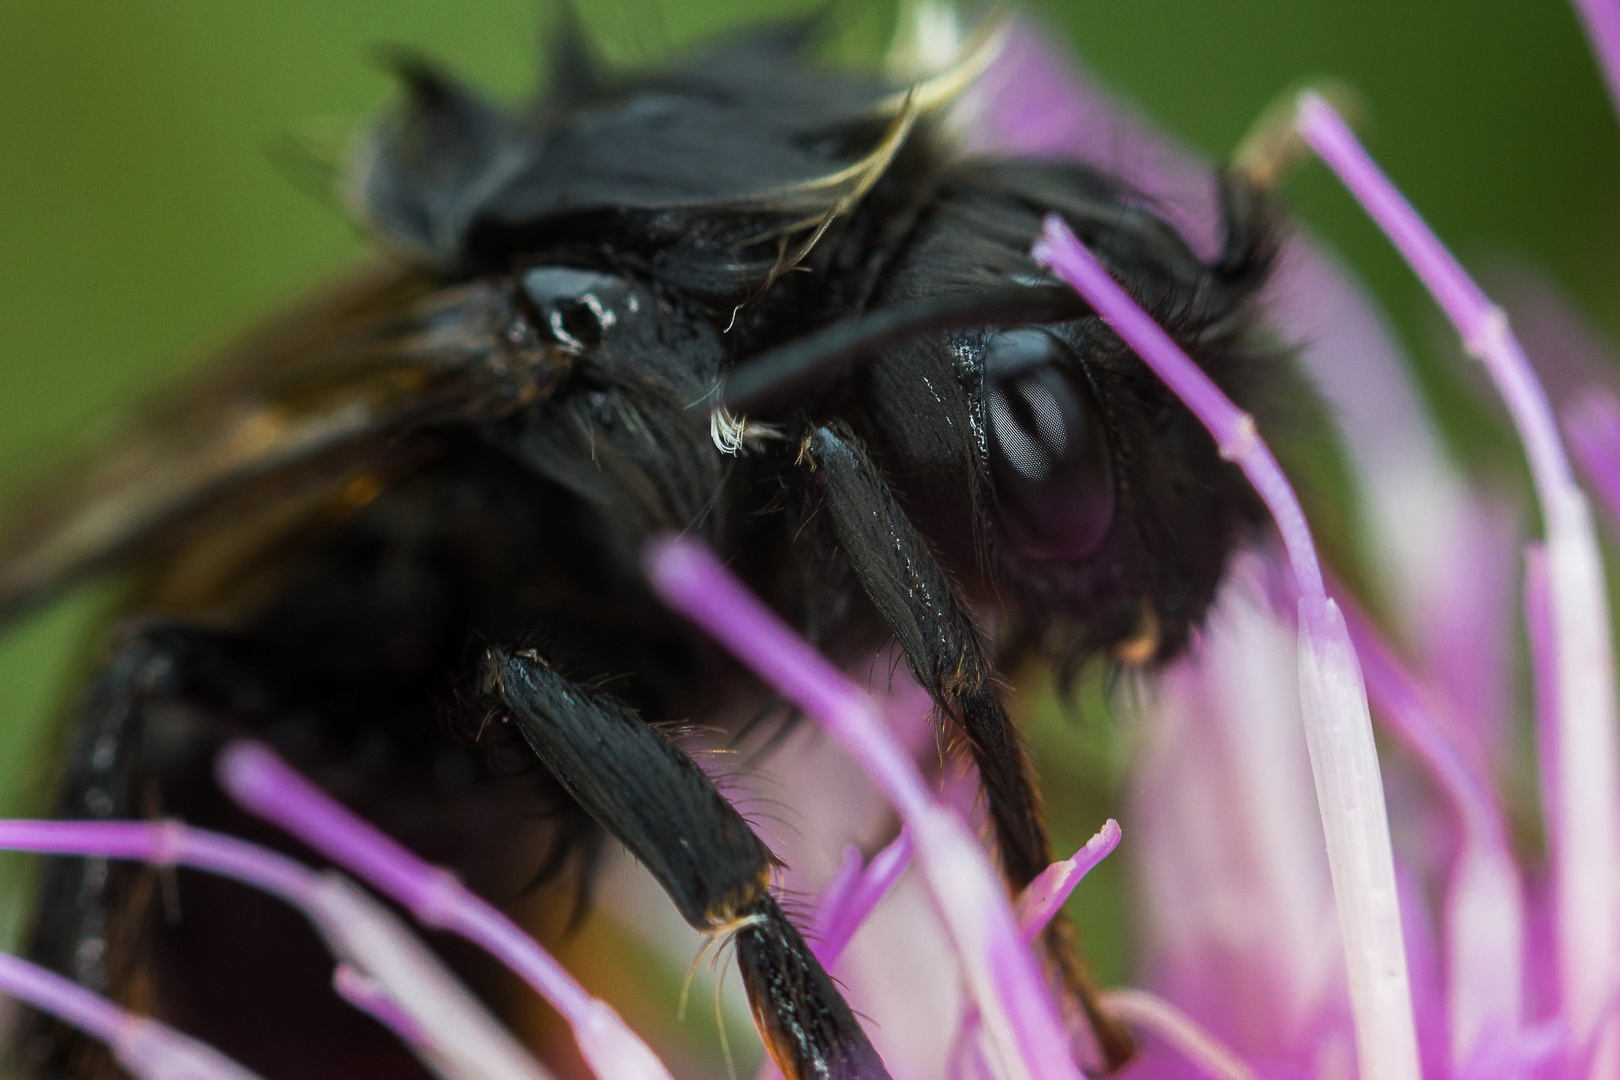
[778,163,1291,679]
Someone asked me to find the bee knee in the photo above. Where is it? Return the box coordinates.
[477,644,554,698]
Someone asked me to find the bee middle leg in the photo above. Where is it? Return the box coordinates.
[805,421,1135,1070]
[478,644,891,1080]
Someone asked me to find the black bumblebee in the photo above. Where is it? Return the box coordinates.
[0,15,1286,1080]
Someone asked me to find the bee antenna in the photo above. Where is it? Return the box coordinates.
[723,283,1088,416]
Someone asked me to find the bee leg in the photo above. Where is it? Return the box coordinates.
[479,645,891,1080]
[805,423,1043,883]
[19,620,265,1077]
[806,422,1135,1071]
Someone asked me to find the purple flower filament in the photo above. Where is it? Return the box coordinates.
[1015,820,1121,944]
[0,819,557,1080]
[1337,592,1527,1063]
[0,823,303,1080]
[1032,214,1422,1080]
[0,950,267,1080]
[809,828,916,966]
[214,742,675,1080]
[1296,91,1620,1077]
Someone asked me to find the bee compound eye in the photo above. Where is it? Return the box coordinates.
[519,267,635,351]
[985,329,1116,560]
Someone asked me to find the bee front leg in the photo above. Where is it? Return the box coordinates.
[805,422,1046,885]
[804,421,1135,1071]
[479,645,891,1080]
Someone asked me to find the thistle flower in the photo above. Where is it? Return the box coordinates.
[2,8,1620,1080]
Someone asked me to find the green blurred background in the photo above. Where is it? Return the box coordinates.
[0,0,1614,1063]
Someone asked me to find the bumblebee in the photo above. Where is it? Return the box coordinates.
[0,16,1285,1080]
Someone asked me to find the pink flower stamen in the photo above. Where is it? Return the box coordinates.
[0,950,266,1080]
[215,741,674,1080]
[0,819,556,1080]
[1033,215,1421,1080]
[1297,93,1620,1077]
[811,827,916,965]
[332,964,429,1048]
[1337,596,1526,1066]
[1016,820,1121,943]
[949,823,1123,1080]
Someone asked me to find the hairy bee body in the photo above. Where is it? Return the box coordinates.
[2,21,1283,1080]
